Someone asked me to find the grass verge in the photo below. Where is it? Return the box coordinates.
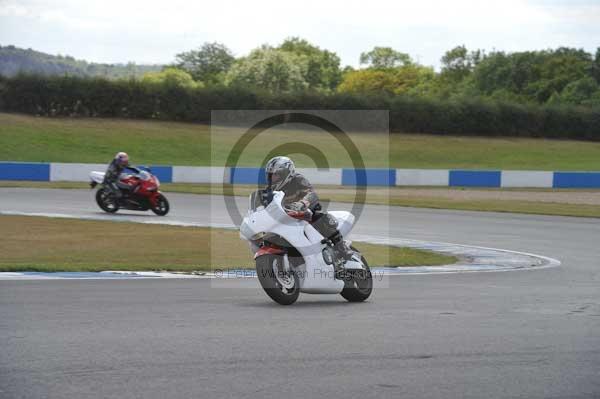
[0,215,456,272]
[2,181,599,218]
[2,112,600,170]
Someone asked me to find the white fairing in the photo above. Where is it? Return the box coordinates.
[240,191,362,294]
[90,171,105,183]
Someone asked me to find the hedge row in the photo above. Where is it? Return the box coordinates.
[1,74,599,140]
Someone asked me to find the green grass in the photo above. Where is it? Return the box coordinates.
[387,197,600,217]
[1,112,600,170]
[0,215,456,272]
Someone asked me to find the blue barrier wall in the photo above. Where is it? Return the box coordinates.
[553,172,600,188]
[449,170,501,187]
[342,169,395,186]
[0,162,50,181]
[230,167,266,185]
[138,166,172,183]
[148,166,172,183]
[1,162,600,188]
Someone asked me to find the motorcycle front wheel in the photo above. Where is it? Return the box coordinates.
[96,188,119,213]
[151,194,170,216]
[256,255,300,305]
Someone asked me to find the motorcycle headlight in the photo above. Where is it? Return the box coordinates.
[154,177,160,187]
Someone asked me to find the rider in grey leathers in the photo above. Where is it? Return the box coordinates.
[265,156,353,262]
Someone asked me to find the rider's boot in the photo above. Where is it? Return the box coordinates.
[328,232,354,280]
[107,182,123,199]
[330,232,353,261]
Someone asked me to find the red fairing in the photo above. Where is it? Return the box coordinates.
[254,245,286,259]
[119,174,162,205]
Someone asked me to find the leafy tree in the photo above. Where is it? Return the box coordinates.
[345,46,433,96]
[142,67,201,88]
[440,45,482,82]
[359,47,412,69]
[533,47,590,101]
[589,47,600,83]
[337,69,397,94]
[431,45,483,99]
[277,37,341,91]
[174,42,235,84]
[471,48,591,103]
[548,76,600,106]
[399,65,437,96]
[226,46,309,92]
[338,64,435,96]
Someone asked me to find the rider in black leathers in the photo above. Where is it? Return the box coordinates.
[103,152,130,198]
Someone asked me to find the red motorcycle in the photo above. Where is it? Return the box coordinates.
[89,167,170,216]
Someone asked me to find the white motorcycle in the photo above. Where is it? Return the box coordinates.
[240,189,373,305]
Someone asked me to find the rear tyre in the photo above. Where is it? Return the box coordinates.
[151,194,170,216]
[256,255,300,305]
[96,188,119,213]
[340,250,373,302]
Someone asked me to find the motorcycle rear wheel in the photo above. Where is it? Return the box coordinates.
[96,188,119,213]
[256,255,300,305]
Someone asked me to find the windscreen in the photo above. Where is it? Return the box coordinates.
[248,189,273,211]
[248,190,263,212]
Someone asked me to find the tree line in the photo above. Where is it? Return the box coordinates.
[1,73,598,141]
[157,39,600,107]
[2,39,600,107]
[0,45,162,79]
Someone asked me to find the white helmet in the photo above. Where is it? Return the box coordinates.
[115,152,129,167]
[265,156,295,190]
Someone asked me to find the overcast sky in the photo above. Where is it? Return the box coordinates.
[0,0,598,69]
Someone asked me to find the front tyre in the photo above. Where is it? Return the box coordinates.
[95,188,119,213]
[151,194,170,216]
[340,253,373,302]
[256,255,299,305]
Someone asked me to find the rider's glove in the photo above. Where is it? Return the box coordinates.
[286,204,313,221]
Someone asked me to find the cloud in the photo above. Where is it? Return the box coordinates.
[0,0,597,67]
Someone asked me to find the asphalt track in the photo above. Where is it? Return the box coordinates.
[1,188,599,398]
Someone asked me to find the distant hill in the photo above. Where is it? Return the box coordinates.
[0,45,163,79]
